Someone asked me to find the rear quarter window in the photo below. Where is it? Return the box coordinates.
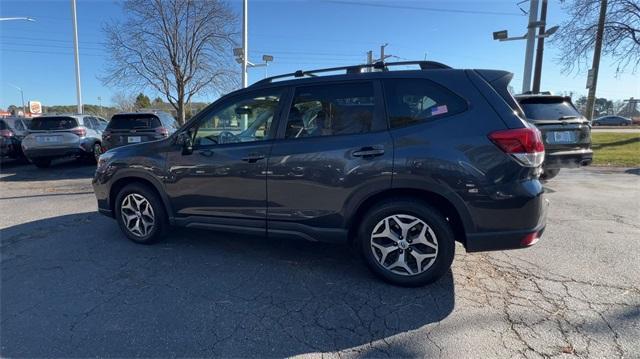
[383,78,467,128]
[30,117,78,130]
[107,114,161,130]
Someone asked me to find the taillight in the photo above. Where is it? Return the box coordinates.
[521,231,540,246]
[488,127,545,167]
[0,129,14,138]
[71,127,87,137]
[156,127,169,137]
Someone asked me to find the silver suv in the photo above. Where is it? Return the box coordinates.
[22,114,108,168]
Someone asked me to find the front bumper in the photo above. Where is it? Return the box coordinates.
[544,148,593,169]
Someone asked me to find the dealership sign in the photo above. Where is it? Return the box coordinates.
[29,101,42,114]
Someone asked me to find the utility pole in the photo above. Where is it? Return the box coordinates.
[522,0,539,93]
[585,0,608,121]
[71,0,83,114]
[241,0,248,88]
[532,0,548,93]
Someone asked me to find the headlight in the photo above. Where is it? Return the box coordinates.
[96,152,114,172]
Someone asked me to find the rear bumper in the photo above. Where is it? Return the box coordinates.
[544,148,593,168]
[465,186,549,252]
[23,146,88,159]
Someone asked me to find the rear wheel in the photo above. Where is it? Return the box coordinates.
[33,158,51,168]
[92,142,103,163]
[115,183,167,244]
[358,199,455,287]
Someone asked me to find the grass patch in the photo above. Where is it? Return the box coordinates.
[591,132,640,167]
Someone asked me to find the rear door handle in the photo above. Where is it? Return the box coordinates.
[352,146,385,158]
[241,153,265,163]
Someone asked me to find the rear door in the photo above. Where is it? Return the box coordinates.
[25,116,81,148]
[105,114,162,147]
[267,80,393,237]
[518,98,591,152]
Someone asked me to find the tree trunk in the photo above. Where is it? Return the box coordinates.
[176,87,186,125]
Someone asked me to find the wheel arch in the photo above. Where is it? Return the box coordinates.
[347,188,472,247]
[109,173,173,223]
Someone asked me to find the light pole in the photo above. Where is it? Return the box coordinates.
[522,0,539,94]
[241,0,248,88]
[8,83,26,116]
[71,0,83,114]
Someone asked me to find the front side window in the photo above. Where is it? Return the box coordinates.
[285,82,375,139]
[193,91,281,146]
[384,79,467,128]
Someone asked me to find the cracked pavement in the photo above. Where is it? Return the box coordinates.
[1,160,638,358]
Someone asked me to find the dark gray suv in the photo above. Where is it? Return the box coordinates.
[93,61,548,286]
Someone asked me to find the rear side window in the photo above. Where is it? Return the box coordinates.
[30,116,78,131]
[285,82,375,139]
[383,79,467,128]
[107,114,161,130]
[518,98,582,121]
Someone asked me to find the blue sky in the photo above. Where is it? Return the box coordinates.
[1,0,638,109]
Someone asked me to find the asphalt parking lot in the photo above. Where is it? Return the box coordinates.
[1,159,638,358]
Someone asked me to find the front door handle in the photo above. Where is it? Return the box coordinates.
[241,153,265,163]
[352,146,385,158]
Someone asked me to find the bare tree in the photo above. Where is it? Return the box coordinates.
[103,0,237,124]
[111,92,135,112]
[553,0,640,74]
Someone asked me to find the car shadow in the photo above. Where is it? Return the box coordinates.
[1,212,455,357]
[0,158,95,182]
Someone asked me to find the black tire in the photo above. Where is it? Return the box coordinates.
[92,142,103,164]
[358,198,455,287]
[115,183,167,244]
[33,158,51,168]
[540,168,560,181]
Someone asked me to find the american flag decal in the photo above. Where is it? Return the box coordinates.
[431,105,449,116]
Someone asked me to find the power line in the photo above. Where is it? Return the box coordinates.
[325,0,524,16]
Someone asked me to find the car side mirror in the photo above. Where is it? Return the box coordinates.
[176,132,193,155]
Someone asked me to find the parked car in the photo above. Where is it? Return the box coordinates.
[592,115,633,126]
[102,111,179,151]
[515,94,592,180]
[21,114,108,168]
[0,117,30,160]
[93,61,548,287]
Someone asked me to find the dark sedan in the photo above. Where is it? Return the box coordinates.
[593,115,633,126]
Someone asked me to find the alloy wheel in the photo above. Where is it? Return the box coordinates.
[93,143,103,162]
[120,193,155,237]
[370,214,439,276]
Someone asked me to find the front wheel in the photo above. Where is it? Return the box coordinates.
[115,183,167,244]
[358,199,455,287]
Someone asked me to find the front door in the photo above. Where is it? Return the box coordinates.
[164,88,285,229]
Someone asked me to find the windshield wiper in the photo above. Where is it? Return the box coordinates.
[558,115,578,120]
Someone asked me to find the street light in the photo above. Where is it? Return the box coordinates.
[0,17,35,22]
[8,83,26,116]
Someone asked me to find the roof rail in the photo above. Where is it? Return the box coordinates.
[252,60,451,86]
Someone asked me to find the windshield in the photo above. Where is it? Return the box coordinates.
[519,99,582,121]
[107,114,161,130]
[30,116,78,131]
